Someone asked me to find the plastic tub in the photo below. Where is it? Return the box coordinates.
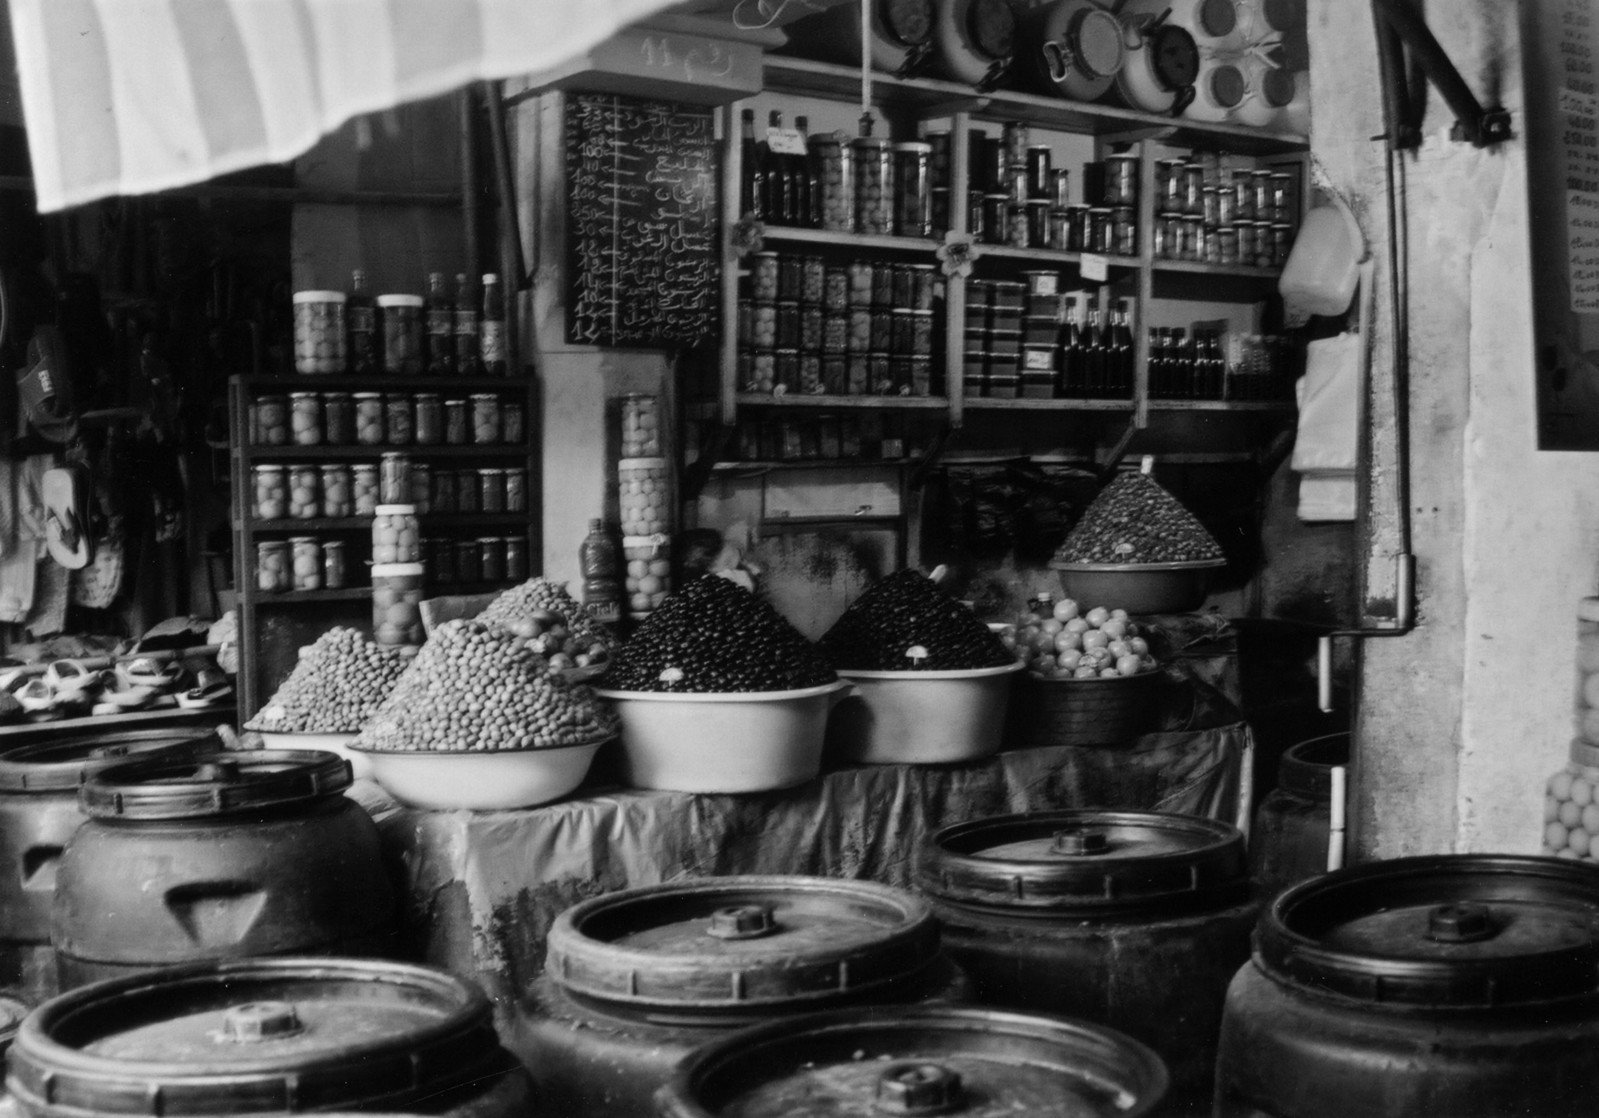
[595,682,850,793]
[1051,558,1226,615]
[351,738,608,811]
[828,661,1024,764]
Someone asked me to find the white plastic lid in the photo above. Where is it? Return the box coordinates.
[374,504,418,516]
[293,290,347,303]
[370,563,425,578]
[376,294,424,308]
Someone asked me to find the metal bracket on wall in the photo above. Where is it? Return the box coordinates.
[1371,0,1513,149]
[1316,552,1416,713]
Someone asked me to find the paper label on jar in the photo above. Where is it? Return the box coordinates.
[766,127,808,155]
[482,321,505,363]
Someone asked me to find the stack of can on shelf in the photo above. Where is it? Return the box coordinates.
[962,279,1025,398]
[1153,157,1298,266]
[1020,271,1063,398]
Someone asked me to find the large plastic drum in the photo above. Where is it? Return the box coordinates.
[518,875,969,1116]
[5,957,532,1118]
[918,810,1255,1116]
[51,750,397,988]
[1216,855,1599,1117]
[655,1005,1169,1117]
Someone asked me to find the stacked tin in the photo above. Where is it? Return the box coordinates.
[962,280,1026,398]
[1019,272,1064,398]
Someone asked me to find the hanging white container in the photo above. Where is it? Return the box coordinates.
[1110,7,1201,115]
[1122,0,1253,53]
[1184,56,1249,123]
[928,0,1017,90]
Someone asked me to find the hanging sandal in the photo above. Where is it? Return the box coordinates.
[175,667,233,710]
[42,464,92,570]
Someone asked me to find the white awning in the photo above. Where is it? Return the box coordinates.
[7,0,686,212]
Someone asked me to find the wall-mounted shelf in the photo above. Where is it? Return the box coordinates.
[736,393,949,409]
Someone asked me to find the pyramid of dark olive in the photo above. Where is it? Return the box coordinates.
[818,569,1013,671]
[1052,471,1223,565]
[605,574,836,693]
[245,626,413,733]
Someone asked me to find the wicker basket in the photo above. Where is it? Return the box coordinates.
[1009,669,1162,748]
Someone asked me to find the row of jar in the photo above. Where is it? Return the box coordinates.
[249,391,523,447]
[251,461,529,521]
[733,413,911,462]
[738,303,938,358]
[747,254,938,312]
[1154,217,1295,267]
[968,194,1136,254]
[1157,162,1296,226]
[256,535,529,594]
[737,349,939,398]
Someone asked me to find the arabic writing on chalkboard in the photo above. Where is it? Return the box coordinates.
[566,94,719,348]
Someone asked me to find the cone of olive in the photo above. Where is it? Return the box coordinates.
[818,569,1013,671]
[478,577,618,669]
[1004,598,1159,679]
[355,619,618,752]
[1052,472,1223,565]
[244,627,416,733]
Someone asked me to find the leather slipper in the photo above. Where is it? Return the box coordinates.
[43,465,92,570]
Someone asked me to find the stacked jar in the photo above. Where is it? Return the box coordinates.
[1153,158,1297,266]
[1544,598,1599,861]
[618,458,670,618]
[372,505,421,566]
[621,394,661,457]
[291,291,347,374]
[371,564,425,646]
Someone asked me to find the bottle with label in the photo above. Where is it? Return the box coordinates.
[453,273,482,377]
[1056,294,1082,396]
[579,518,623,626]
[347,269,379,375]
[1083,302,1107,396]
[764,110,792,226]
[740,108,764,221]
[1111,299,1135,396]
[424,271,454,376]
[481,273,506,377]
[794,115,816,228]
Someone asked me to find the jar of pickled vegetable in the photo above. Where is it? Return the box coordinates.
[852,127,894,236]
[252,465,287,521]
[289,536,323,592]
[384,393,414,446]
[291,291,347,374]
[445,398,470,445]
[319,463,352,518]
[352,463,380,516]
[502,400,525,444]
[505,536,528,581]
[478,468,505,513]
[376,294,424,375]
[251,395,288,446]
[379,453,412,504]
[256,541,289,593]
[354,393,385,445]
[371,504,421,566]
[471,394,502,444]
[479,537,506,584]
[322,539,347,590]
[410,462,432,516]
[621,394,661,457]
[288,465,320,520]
[289,392,323,446]
[322,392,354,444]
[414,393,443,445]
[503,467,528,513]
[431,468,456,516]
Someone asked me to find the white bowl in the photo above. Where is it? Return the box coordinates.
[348,738,607,810]
[828,661,1026,765]
[594,681,851,794]
[256,731,370,780]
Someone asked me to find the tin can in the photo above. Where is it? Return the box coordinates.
[504,467,528,513]
[376,294,424,375]
[414,393,443,445]
[288,465,319,520]
[379,453,412,504]
[384,393,414,446]
[321,392,354,445]
[319,463,352,518]
[289,537,322,592]
[321,539,347,590]
[289,392,322,446]
[410,461,431,516]
[479,468,505,513]
[504,537,528,581]
[893,142,932,238]
[256,541,289,593]
[471,394,502,444]
[353,463,379,516]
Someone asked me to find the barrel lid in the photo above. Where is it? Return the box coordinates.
[920,810,1249,914]
[965,0,1015,61]
[1196,0,1237,38]
[1067,7,1124,80]
[1148,23,1200,87]
[79,750,351,820]
[1260,66,1297,108]
[1278,732,1349,799]
[545,876,941,1018]
[878,0,932,48]
[6,958,503,1116]
[1206,63,1246,108]
[656,1006,1168,1118]
[0,728,220,794]
[1257,854,1599,1008]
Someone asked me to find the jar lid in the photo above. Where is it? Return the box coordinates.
[79,750,351,820]
[0,728,221,794]
[470,392,501,400]
[288,390,319,398]
[374,504,418,516]
[257,539,288,551]
[252,463,285,472]
[1278,732,1349,799]
[1207,64,1247,107]
[657,1006,1168,1118]
[919,809,1249,915]
[544,876,942,1016]
[1256,855,1599,1009]
[476,537,503,545]
[371,562,426,578]
[353,391,383,399]
[375,294,424,308]
[892,141,932,154]
[292,290,347,303]
[287,536,318,545]
[414,391,441,400]
[479,467,503,476]
[1196,0,1237,37]
[7,958,503,1117]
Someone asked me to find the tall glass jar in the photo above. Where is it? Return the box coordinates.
[503,400,526,444]
[478,537,506,584]
[291,291,347,375]
[414,393,443,445]
[445,398,470,445]
[252,465,287,521]
[379,453,412,504]
[471,394,503,445]
[322,539,347,590]
[410,462,432,516]
[289,537,323,592]
[354,392,385,446]
[851,128,894,235]
[893,141,932,239]
[288,465,319,520]
[504,536,528,582]
[321,391,355,444]
[251,395,288,446]
[256,541,289,593]
[371,563,424,646]
[431,468,457,515]
[352,463,380,516]
[812,134,854,233]
[289,393,322,446]
[478,468,505,513]
[376,294,424,375]
[621,394,661,457]
[319,463,352,518]
[384,393,414,446]
[503,467,528,513]
[371,504,421,565]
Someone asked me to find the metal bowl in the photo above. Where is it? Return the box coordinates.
[1049,559,1226,615]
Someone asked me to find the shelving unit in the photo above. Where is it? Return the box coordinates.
[228,374,539,717]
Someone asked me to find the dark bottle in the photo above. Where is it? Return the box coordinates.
[1111,299,1134,396]
[1170,328,1192,398]
[579,518,623,627]
[1205,331,1228,399]
[481,273,506,377]
[740,108,764,220]
[1057,296,1083,396]
[453,273,482,377]
[794,115,816,228]
[1083,304,1107,397]
[764,111,793,226]
[347,268,379,375]
[424,271,455,376]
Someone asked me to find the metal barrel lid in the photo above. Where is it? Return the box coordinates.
[0,727,222,794]
[1277,732,1349,801]
[78,750,351,820]
[920,810,1249,915]
[655,1005,1169,1118]
[965,0,1015,62]
[545,876,942,1017]
[1147,23,1200,87]
[879,0,933,48]
[1257,854,1599,1009]
[6,957,503,1117]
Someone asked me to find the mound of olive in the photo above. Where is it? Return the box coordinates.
[818,570,1012,671]
[605,574,836,693]
[1052,472,1222,565]
[245,626,414,733]
[355,619,618,752]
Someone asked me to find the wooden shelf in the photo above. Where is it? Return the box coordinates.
[242,513,531,532]
[758,227,940,253]
[238,444,529,460]
[963,397,1135,412]
[976,245,1138,268]
[1146,399,1296,412]
[0,704,236,740]
[235,375,521,393]
[1152,260,1283,280]
[735,393,949,409]
[761,58,1309,155]
[708,458,915,472]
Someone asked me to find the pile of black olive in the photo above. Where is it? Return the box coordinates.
[604,574,837,693]
[1052,471,1223,565]
[818,570,1014,671]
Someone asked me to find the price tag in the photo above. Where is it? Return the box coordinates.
[1080,253,1109,282]
[766,127,808,155]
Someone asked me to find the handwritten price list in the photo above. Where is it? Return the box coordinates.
[566,94,718,348]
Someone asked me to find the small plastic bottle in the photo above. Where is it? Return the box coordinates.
[579,519,623,627]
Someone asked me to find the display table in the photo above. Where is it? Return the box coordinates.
[369,715,1252,1013]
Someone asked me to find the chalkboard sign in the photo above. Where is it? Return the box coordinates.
[566,93,719,348]
[1527,3,1599,448]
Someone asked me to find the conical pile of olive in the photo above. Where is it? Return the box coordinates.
[605,574,836,693]
[355,619,618,752]
[478,577,619,655]
[818,570,1013,671]
[1052,472,1223,564]
[245,626,413,733]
